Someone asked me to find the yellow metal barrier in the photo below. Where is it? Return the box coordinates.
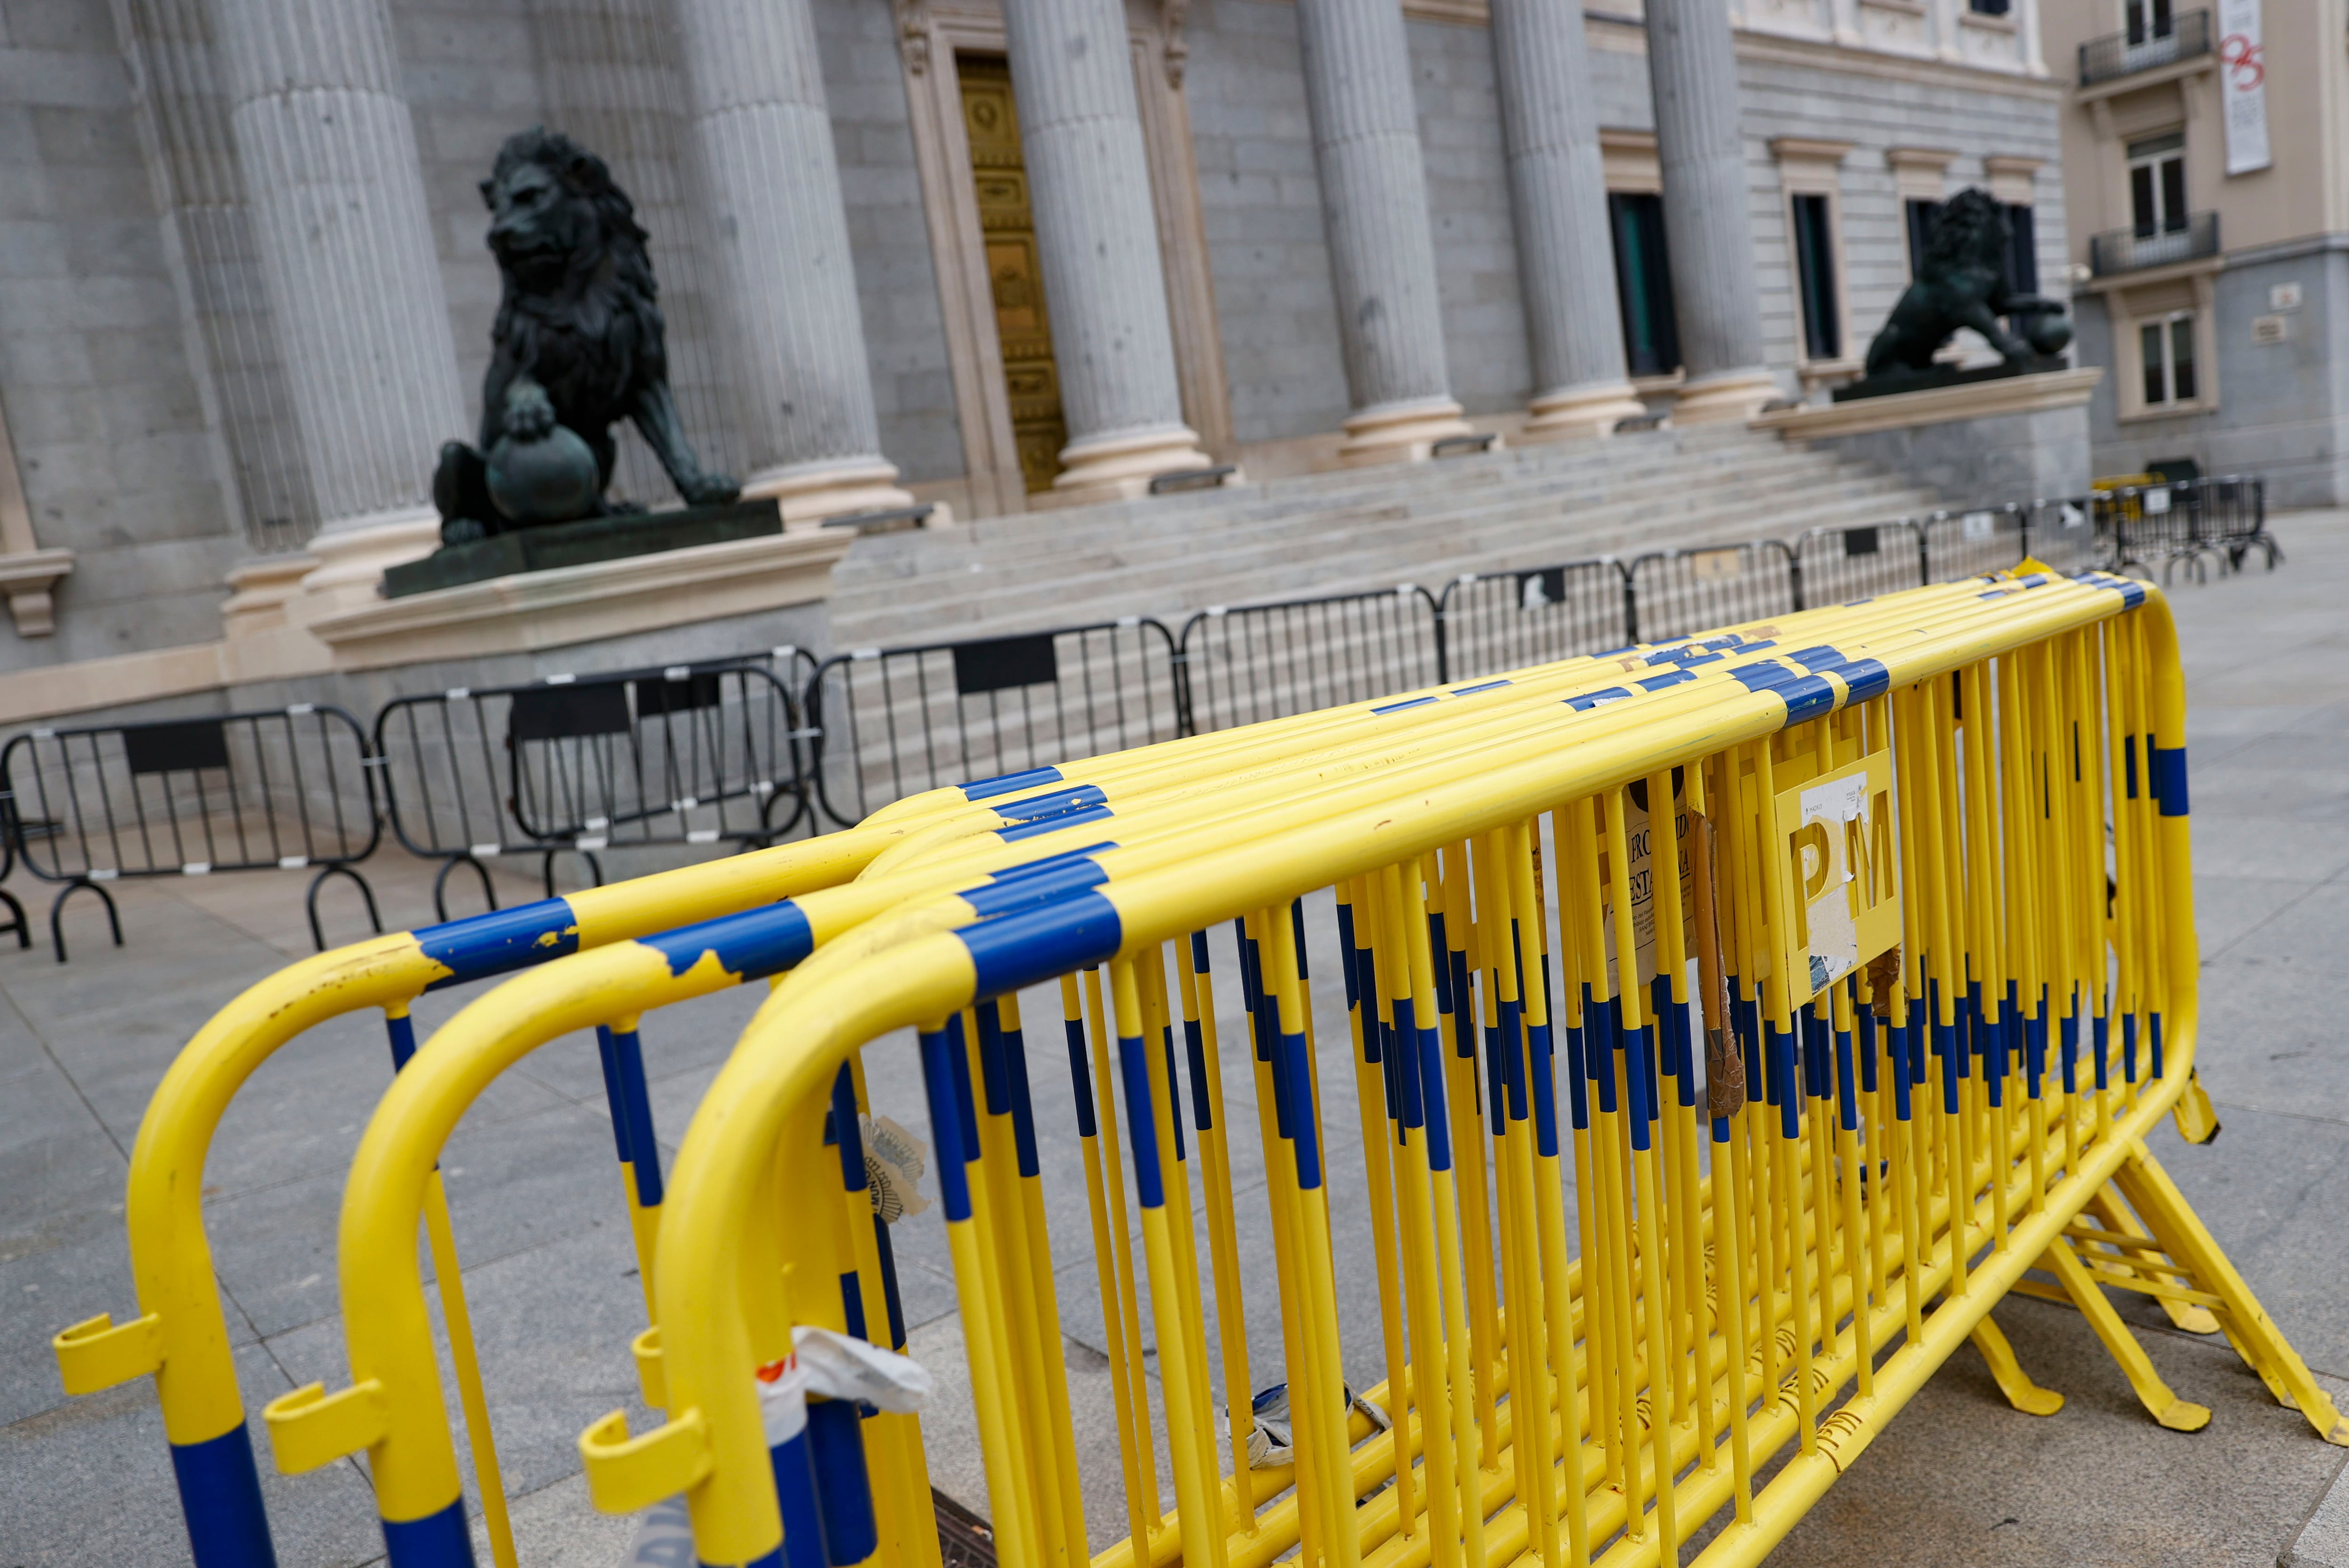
[282,581,2078,1562]
[577,570,2346,1568]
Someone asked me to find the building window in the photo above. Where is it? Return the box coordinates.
[2003,202,2038,294]
[1905,199,1943,279]
[2128,132,2187,238]
[1969,0,2010,13]
[2126,0,2173,44]
[2140,313,2198,405]
[1609,192,1681,378]
[1791,194,1842,361]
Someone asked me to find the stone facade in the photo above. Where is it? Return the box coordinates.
[0,0,2070,687]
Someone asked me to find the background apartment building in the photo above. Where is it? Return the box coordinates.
[2048,0,2349,503]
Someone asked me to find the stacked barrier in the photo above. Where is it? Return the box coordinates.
[57,563,2347,1568]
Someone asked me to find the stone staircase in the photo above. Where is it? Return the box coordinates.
[826,424,1946,650]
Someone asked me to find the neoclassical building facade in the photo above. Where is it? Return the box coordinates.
[0,0,2067,685]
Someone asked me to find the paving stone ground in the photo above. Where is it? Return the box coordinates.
[2,523,2345,1565]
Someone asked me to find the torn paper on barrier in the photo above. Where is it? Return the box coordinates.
[1600,771,1695,990]
[1798,771,1867,993]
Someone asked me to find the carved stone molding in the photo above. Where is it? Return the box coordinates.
[1159,0,1189,87]
[0,394,71,638]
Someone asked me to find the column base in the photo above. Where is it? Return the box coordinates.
[1672,368,1782,426]
[1520,381,1650,442]
[741,455,923,530]
[287,507,443,627]
[1035,425,1226,510]
[1336,397,1479,467]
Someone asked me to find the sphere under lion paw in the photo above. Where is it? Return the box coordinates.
[486,423,601,525]
[2025,314,2073,356]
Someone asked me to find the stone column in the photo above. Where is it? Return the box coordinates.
[1294,0,1474,464]
[1643,0,1779,424]
[219,0,468,605]
[1488,0,1645,441]
[673,0,918,525]
[999,0,1215,503]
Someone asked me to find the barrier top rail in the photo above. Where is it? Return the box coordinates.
[583,567,2338,1568]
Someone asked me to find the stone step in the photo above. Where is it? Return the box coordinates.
[832,480,1937,645]
[829,461,1931,628]
[832,433,1878,584]
[836,455,1936,620]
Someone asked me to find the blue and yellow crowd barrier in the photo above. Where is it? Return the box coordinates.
[54,567,2346,1568]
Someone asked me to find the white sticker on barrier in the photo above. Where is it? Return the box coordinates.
[2146,488,2173,514]
[182,862,211,876]
[1962,511,1995,540]
[278,855,309,870]
[88,868,118,881]
[470,843,502,858]
[577,836,608,852]
[687,829,719,845]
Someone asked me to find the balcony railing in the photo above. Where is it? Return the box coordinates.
[2078,9,2211,86]
[2090,211,2220,276]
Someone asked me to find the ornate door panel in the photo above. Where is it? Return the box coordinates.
[958,57,1067,494]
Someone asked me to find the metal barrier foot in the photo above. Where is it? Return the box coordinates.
[0,887,28,950]
[2038,1238,2210,1432]
[1966,1314,2065,1416]
[432,855,498,922]
[305,865,383,953]
[48,877,120,963]
[2113,1148,2349,1446]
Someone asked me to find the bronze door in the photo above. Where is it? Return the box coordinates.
[959,56,1067,495]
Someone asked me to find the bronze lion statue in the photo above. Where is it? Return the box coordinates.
[1861,187,2070,380]
[433,128,738,544]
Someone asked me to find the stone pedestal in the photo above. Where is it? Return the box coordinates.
[306,527,850,672]
[1753,367,2102,501]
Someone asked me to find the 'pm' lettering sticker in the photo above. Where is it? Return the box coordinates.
[1773,749,1900,1006]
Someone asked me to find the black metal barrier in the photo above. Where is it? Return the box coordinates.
[373,656,816,919]
[0,705,381,960]
[1624,539,1798,644]
[2099,475,2277,581]
[804,619,1182,827]
[1789,519,1927,608]
[1921,504,2033,583]
[1436,559,1630,684]
[0,477,2284,869]
[1176,584,1443,736]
